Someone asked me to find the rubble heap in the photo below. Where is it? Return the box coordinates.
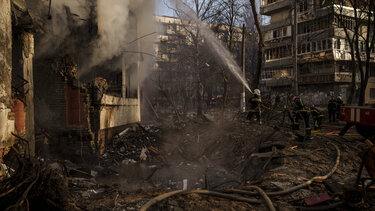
[0,153,77,211]
[100,124,162,167]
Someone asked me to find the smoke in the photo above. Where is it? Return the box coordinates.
[35,0,157,80]
[35,0,90,57]
[170,0,252,93]
[89,0,131,69]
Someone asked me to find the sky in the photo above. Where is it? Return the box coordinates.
[155,0,175,17]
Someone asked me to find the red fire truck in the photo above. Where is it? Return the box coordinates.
[340,106,375,137]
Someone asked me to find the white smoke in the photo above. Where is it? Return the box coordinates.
[36,0,157,80]
[90,0,131,68]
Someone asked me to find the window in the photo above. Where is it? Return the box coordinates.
[300,0,308,12]
[344,40,349,50]
[370,88,375,99]
[312,41,316,51]
[317,41,322,51]
[283,27,287,36]
[370,68,375,76]
[322,40,327,50]
[360,41,365,52]
[336,39,341,49]
[306,43,311,52]
[302,43,306,53]
[339,65,346,72]
[327,39,332,49]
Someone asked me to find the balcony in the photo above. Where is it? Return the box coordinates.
[298,73,334,84]
[334,72,353,83]
[260,0,292,15]
[262,77,293,87]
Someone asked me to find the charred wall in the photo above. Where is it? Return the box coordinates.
[0,0,15,159]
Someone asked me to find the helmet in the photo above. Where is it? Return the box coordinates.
[292,96,298,101]
[337,96,342,100]
[309,104,315,108]
[254,89,261,96]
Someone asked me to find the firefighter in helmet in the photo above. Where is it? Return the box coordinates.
[309,104,324,130]
[247,89,262,124]
[291,96,311,139]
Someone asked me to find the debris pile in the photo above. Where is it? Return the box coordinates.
[0,153,77,211]
[100,125,162,167]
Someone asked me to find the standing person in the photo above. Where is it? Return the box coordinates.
[328,96,337,122]
[247,89,262,124]
[309,104,324,130]
[336,96,344,120]
[291,96,311,139]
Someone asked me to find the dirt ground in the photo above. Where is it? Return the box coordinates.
[67,115,369,211]
[1,110,371,211]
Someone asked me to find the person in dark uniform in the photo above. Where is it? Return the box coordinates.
[336,96,344,120]
[247,89,262,124]
[309,104,324,130]
[328,96,337,122]
[292,96,311,139]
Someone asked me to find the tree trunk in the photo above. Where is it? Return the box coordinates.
[249,0,264,89]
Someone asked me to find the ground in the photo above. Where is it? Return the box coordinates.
[0,110,372,210]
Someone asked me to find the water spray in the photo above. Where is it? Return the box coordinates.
[169,0,253,94]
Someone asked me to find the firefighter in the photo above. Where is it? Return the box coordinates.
[292,96,311,139]
[328,96,337,122]
[309,104,324,130]
[336,96,344,120]
[247,89,262,124]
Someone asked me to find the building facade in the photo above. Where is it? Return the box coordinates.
[260,0,375,105]
[152,16,244,112]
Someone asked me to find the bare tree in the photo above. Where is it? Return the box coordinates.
[216,0,245,109]
[248,0,264,89]
[334,0,375,105]
[167,0,221,116]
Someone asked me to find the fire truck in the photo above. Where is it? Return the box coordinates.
[340,106,375,137]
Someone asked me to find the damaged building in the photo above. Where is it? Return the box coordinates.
[260,0,375,105]
[0,0,150,160]
[0,0,38,159]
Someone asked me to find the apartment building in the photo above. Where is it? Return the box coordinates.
[152,16,243,111]
[260,0,375,105]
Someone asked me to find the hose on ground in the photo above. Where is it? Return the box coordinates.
[140,143,340,211]
[140,189,263,211]
[223,142,340,197]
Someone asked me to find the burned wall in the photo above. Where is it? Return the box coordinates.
[0,0,15,157]
[34,59,70,134]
